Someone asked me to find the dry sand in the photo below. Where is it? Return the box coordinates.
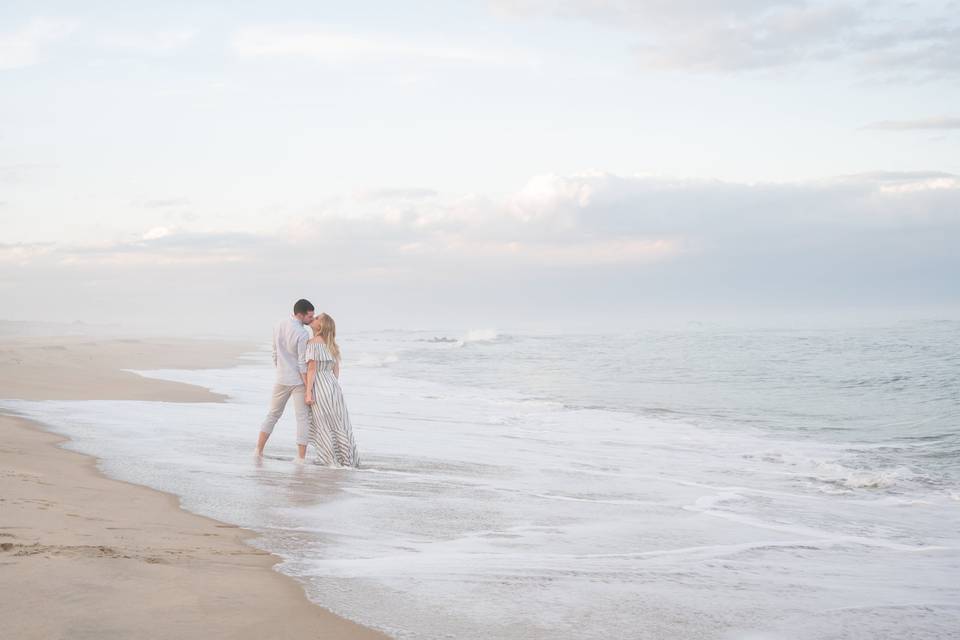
[0,336,388,639]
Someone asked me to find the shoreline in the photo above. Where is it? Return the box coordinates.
[0,336,388,639]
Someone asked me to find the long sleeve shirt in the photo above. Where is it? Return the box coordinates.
[272,317,309,386]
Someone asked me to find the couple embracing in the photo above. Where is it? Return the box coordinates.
[254,299,361,467]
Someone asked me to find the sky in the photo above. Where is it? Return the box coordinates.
[1,0,959,335]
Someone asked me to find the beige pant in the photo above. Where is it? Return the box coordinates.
[259,383,310,446]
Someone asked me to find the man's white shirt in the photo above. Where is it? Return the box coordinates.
[272,317,309,386]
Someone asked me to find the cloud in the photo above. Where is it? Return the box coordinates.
[0,18,75,70]
[491,0,960,78]
[230,25,538,68]
[631,3,861,72]
[863,116,960,131]
[137,198,192,208]
[141,227,172,240]
[398,236,679,265]
[844,171,958,182]
[0,242,56,265]
[355,188,439,201]
[12,169,959,266]
[4,169,958,330]
[856,21,960,81]
[0,163,57,183]
[96,29,197,55]
[0,230,272,267]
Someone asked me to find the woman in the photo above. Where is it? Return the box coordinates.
[304,313,361,467]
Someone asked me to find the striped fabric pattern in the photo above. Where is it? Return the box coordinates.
[306,341,361,467]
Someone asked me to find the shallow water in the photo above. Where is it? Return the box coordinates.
[4,322,959,639]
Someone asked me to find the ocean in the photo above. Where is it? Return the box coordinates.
[3,320,959,639]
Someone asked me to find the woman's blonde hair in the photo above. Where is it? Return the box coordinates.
[312,313,341,361]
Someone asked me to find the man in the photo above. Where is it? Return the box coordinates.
[255,298,314,463]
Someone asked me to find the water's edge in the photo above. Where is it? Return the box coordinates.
[6,325,958,640]
[0,381,394,638]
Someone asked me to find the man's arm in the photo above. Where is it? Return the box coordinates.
[271,325,278,367]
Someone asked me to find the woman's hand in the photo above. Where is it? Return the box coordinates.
[305,359,317,406]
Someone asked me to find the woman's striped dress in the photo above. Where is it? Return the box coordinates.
[306,341,360,467]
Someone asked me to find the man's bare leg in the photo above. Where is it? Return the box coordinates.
[297,444,307,460]
[256,431,270,456]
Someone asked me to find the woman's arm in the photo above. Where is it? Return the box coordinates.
[296,330,309,386]
[334,359,340,380]
[305,359,317,404]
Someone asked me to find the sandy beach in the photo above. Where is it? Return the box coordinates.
[0,336,388,640]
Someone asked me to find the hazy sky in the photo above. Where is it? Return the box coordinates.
[2,1,958,335]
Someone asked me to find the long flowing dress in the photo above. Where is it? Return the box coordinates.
[306,341,361,467]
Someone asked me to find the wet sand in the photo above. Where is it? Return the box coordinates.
[0,337,389,639]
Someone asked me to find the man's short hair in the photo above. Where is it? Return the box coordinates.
[293,299,315,315]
